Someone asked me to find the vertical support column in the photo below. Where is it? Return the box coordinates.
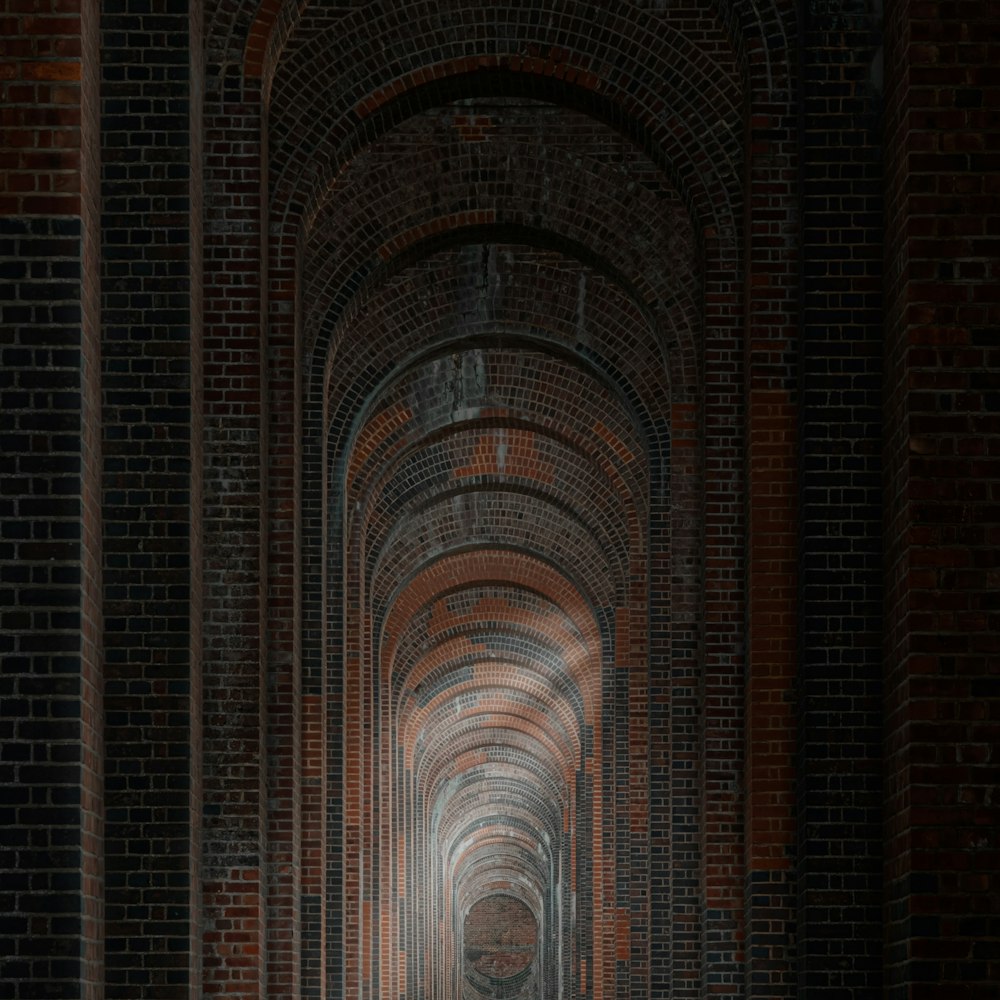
[266,233,302,1000]
[647,421,671,1000]
[796,5,883,996]
[701,235,746,1000]
[300,205,330,1000]
[743,30,799,1000]
[883,4,1000,996]
[668,400,702,999]
[0,1,102,995]
[100,0,203,994]
[201,64,267,999]
[627,591,650,1000]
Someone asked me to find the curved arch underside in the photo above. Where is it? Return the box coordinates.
[201,2,801,999]
[275,6,743,1000]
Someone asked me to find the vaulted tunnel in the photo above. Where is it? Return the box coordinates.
[13,1,995,999]
[299,13,710,991]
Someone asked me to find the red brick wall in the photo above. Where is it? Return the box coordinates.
[464,895,537,980]
[200,63,268,1000]
[4,3,998,999]
[742,18,800,999]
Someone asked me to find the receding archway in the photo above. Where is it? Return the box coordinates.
[463,895,539,999]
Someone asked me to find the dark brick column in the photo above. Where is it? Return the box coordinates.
[200,63,267,1000]
[99,0,204,995]
[883,4,1000,997]
[0,1,103,996]
[795,5,884,997]
[743,19,800,1000]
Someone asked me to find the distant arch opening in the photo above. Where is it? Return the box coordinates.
[463,895,539,999]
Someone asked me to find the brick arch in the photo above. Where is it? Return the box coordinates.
[420,754,572,912]
[332,318,654,1000]
[182,2,821,999]
[445,813,558,858]
[328,296,664,1000]
[454,851,546,917]
[389,587,594,690]
[371,483,632,608]
[383,588,599,769]
[380,551,603,699]
[318,245,676,430]
[446,816,558,898]
[393,628,591,710]
[342,353,645,509]
[450,841,550,996]
[258,13,752,1000]
[434,776,567,855]
[357,548,612,1000]
[409,698,580,792]
[328,334,656,600]
[430,753,571,829]
[424,770,571,902]
[301,103,699,364]
[265,1,742,236]
[339,345,647,512]
[450,830,552,892]
[395,648,589,761]
[454,842,549,908]
[223,0,793,102]
[455,856,541,920]
[416,778,569,998]
[340,346,649,626]
[368,479,625,614]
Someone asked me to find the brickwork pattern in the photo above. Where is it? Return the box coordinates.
[883,3,1000,997]
[4,2,997,999]
[201,62,267,1000]
[0,1,101,996]
[99,0,204,996]
[796,5,884,996]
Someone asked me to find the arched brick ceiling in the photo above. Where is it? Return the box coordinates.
[263,2,742,232]
[459,880,540,934]
[205,0,793,100]
[318,244,676,412]
[253,3,747,997]
[349,350,645,616]
[456,858,547,921]
[381,552,602,687]
[371,531,604,998]
[395,642,588,758]
[370,484,630,605]
[301,100,699,347]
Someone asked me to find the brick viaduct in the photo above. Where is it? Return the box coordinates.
[1,1,998,998]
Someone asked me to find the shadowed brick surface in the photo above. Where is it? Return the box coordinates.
[0,1,101,996]
[1,2,997,999]
[99,0,203,996]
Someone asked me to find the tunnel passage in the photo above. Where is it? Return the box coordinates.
[210,3,756,998]
[300,46,712,999]
[1,0,963,997]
